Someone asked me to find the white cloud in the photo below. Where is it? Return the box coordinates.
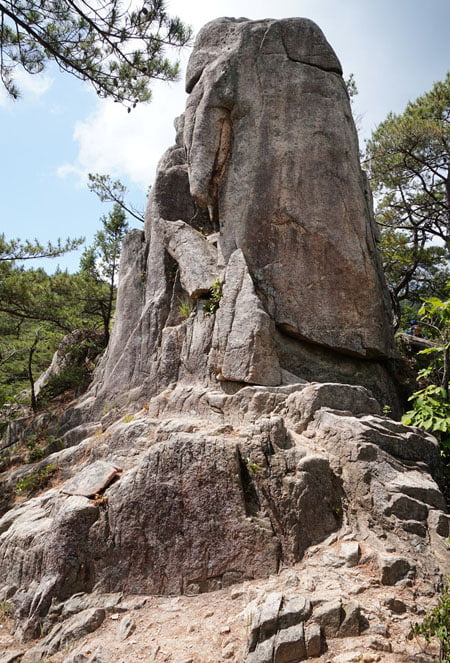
[0,70,53,107]
[58,76,188,190]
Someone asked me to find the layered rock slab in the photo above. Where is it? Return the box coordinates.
[209,249,282,385]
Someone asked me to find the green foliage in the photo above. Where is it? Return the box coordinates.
[0,600,12,621]
[122,413,134,423]
[177,296,193,319]
[203,279,223,316]
[402,384,450,439]
[415,291,450,395]
[80,204,129,345]
[88,173,145,223]
[0,0,192,107]
[0,205,125,414]
[401,291,450,498]
[246,458,262,475]
[0,234,84,262]
[15,463,58,495]
[37,364,91,405]
[380,228,449,312]
[0,245,88,333]
[344,72,358,100]
[26,438,46,463]
[0,316,64,411]
[412,581,450,661]
[366,72,450,316]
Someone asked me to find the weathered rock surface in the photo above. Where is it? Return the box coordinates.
[61,460,121,497]
[161,218,218,298]
[22,608,105,662]
[185,17,392,359]
[209,249,282,385]
[83,14,398,413]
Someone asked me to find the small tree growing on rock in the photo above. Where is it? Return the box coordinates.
[80,204,129,346]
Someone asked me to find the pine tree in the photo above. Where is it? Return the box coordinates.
[80,204,129,345]
[0,0,191,107]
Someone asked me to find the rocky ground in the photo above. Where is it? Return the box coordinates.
[0,539,442,663]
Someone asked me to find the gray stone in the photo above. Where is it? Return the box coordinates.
[23,609,105,661]
[58,422,103,451]
[368,637,393,653]
[87,648,111,663]
[284,382,381,433]
[246,635,275,663]
[209,249,282,386]
[313,600,342,638]
[160,218,218,298]
[274,623,306,663]
[387,471,446,510]
[249,592,283,651]
[379,555,414,586]
[305,623,322,657]
[0,653,25,663]
[58,592,123,620]
[385,597,407,614]
[339,601,361,637]
[61,461,121,497]
[339,541,361,567]
[222,642,236,659]
[0,585,16,601]
[278,596,311,629]
[402,520,427,537]
[1,18,450,651]
[384,494,429,522]
[63,652,89,663]
[428,510,450,538]
[117,614,136,640]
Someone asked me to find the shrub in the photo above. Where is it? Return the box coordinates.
[15,463,58,495]
[37,364,91,405]
[0,600,12,622]
[412,580,450,661]
[26,441,46,463]
[178,296,193,319]
[204,279,223,316]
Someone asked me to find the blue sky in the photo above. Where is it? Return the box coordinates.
[1,0,450,273]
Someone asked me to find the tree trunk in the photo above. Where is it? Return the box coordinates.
[28,330,40,413]
[442,344,450,401]
[446,159,450,241]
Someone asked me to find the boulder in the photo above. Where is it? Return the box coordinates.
[379,555,414,586]
[304,623,322,657]
[160,218,218,297]
[22,608,105,661]
[185,18,393,359]
[86,15,397,412]
[274,623,306,662]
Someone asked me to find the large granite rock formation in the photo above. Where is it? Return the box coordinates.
[0,17,448,662]
[93,16,396,411]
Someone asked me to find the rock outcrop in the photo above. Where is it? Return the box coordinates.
[91,16,396,412]
[0,16,448,663]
